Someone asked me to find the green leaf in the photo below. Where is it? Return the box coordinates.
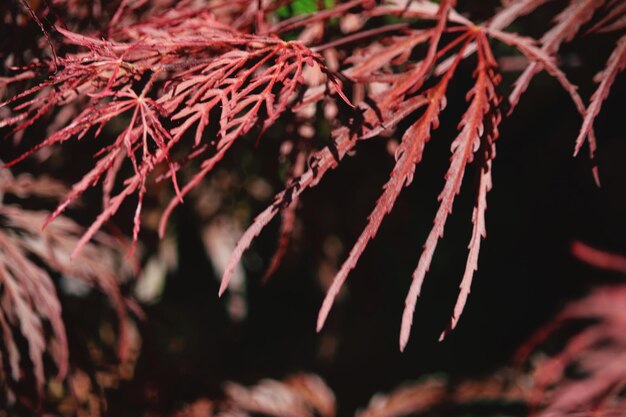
[275,0,336,19]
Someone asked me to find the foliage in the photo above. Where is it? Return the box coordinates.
[172,372,525,417]
[1,0,626,415]
[0,167,137,404]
